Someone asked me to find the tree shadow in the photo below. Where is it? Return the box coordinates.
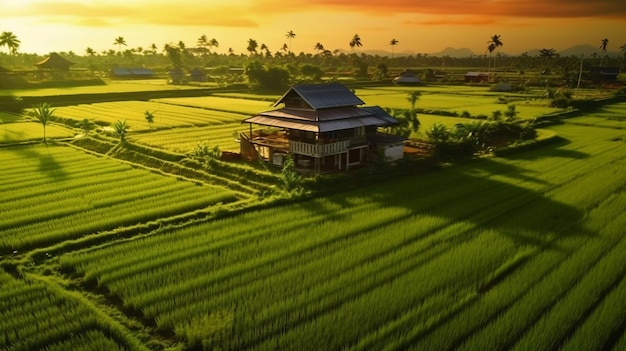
[7,144,68,180]
[504,138,589,161]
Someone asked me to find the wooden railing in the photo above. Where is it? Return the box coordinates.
[290,140,350,157]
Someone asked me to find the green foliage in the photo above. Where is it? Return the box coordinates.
[504,104,519,122]
[244,61,291,90]
[406,91,422,110]
[426,122,450,144]
[112,119,129,143]
[79,118,95,135]
[387,109,420,138]
[27,102,55,144]
[280,155,305,196]
[192,142,222,168]
[299,64,324,81]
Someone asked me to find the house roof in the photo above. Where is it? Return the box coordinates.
[245,114,393,133]
[34,52,74,70]
[465,72,489,77]
[274,83,365,109]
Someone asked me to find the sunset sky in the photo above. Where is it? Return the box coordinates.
[1,0,624,56]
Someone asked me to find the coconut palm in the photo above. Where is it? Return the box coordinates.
[144,111,155,129]
[209,38,219,53]
[247,39,258,55]
[314,42,325,54]
[113,36,127,54]
[28,103,55,144]
[406,91,421,110]
[349,34,362,51]
[600,38,609,52]
[197,34,208,55]
[390,38,399,58]
[0,31,20,55]
[85,47,96,56]
[539,48,557,72]
[112,120,129,143]
[487,34,503,72]
[285,30,296,53]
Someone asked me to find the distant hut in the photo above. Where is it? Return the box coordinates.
[189,67,207,82]
[393,70,422,85]
[110,67,155,79]
[34,53,74,71]
[168,67,185,84]
[464,72,489,83]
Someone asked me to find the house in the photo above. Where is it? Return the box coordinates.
[189,67,207,82]
[241,83,404,173]
[110,67,155,79]
[589,67,620,84]
[393,69,422,85]
[34,53,74,71]
[464,72,490,83]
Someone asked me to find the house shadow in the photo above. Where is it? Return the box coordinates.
[503,138,589,161]
[302,156,592,251]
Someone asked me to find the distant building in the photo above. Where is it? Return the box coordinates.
[589,67,620,84]
[34,53,74,71]
[464,72,490,83]
[393,69,422,85]
[241,83,404,173]
[189,67,208,82]
[110,68,155,79]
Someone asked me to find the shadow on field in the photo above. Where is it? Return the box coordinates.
[9,145,68,180]
[304,157,592,251]
[505,138,589,161]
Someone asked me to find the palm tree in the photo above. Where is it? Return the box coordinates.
[144,111,155,129]
[113,36,127,54]
[247,39,258,56]
[281,43,289,53]
[85,47,96,56]
[406,91,421,110]
[619,44,626,74]
[349,34,362,51]
[600,38,609,52]
[197,35,208,55]
[209,38,219,53]
[285,30,296,53]
[112,120,129,143]
[0,31,20,55]
[539,48,557,73]
[28,103,55,144]
[487,34,503,72]
[390,38,399,58]
[314,42,325,54]
[426,123,449,144]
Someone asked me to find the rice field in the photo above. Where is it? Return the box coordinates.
[0,122,75,144]
[58,121,626,350]
[0,144,240,253]
[1,86,625,351]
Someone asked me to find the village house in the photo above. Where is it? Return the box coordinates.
[241,83,404,173]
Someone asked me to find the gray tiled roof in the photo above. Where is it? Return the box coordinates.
[274,83,365,109]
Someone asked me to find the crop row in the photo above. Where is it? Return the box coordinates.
[54,100,247,130]
[129,123,244,152]
[0,271,134,351]
[60,123,626,350]
[0,145,239,252]
[152,96,274,115]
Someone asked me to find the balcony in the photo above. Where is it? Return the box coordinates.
[290,140,350,157]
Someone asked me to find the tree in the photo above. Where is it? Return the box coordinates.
[600,38,609,52]
[0,31,20,55]
[620,43,626,74]
[247,38,258,55]
[209,38,219,53]
[27,103,55,144]
[80,118,95,135]
[390,38,399,58]
[285,30,296,53]
[349,34,362,50]
[487,34,503,72]
[144,111,155,129]
[113,36,127,54]
[85,47,96,56]
[426,123,449,144]
[112,120,129,143]
[539,48,557,73]
[197,34,208,55]
[406,91,421,110]
[314,42,325,54]
[504,104,518,122]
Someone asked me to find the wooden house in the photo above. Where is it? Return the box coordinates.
[241,83,403,173]
[464,72,490,83]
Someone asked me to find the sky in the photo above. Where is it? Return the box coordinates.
[1,0,625,56]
